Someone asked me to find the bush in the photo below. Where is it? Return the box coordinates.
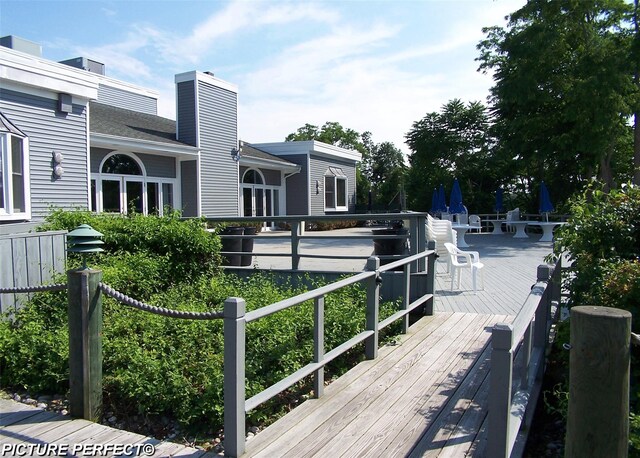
[553,182,640,453]
[39,209,222,294]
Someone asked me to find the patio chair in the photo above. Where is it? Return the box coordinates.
[444,242,485,293]
[469,214,481,232]
[427,215,457,273]
[505,208,520,233]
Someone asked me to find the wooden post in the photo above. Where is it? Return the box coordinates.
[67,268,103,422]
[488,323,514,458]
[224,297,246,458]
[291,221,300,271]
[365,256,380,360]
[313,296,325,398]
[425,240,436,315]
[565,306,631,458]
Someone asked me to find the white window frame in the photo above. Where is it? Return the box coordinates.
[0,133,31,221]
[324,167,348,212]
[92,151,177,216]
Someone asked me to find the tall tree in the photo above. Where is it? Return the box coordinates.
[477,0,637,203]
[405,99,498,212]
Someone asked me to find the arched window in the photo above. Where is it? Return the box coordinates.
[101,154,143,175]
[242,169,264,184]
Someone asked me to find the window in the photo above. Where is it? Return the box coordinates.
[324,167,348,211]
[0,113,30,220]
[92,152,175,216]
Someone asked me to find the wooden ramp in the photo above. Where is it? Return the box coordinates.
[244,311,510,457]
[0,399,215,457]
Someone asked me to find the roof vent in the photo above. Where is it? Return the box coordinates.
[0,35,42,57]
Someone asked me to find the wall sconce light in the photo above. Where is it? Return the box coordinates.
[315,180,320,194]
[52,151,64,178]
[231,148,241,162]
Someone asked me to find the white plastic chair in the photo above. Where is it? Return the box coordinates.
[469,214,481,232]
[505,208,520,233]
[427,215,457,273]
[444,242,485,293]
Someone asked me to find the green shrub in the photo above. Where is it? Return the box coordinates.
[39,209,222,289]
[553,182,640,454]
[0,270,402,432]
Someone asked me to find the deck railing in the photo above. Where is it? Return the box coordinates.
[223,248,436,456]
[205,212,428,271]
[488,259,562,457]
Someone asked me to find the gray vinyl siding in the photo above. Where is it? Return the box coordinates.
[283,154,309,215]
[309,155,357,215]
[176,81,197,146]
[90,148,176,178]
[0,88,89,221]
[97,84,157,115]
[197,80,238,217]
[181,160,198,217]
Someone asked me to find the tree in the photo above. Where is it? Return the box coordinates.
[405,99,499,212]
[362,140,407,210]
[477,0,638,206]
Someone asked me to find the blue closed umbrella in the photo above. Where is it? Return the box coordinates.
[437,184,447,213]
[495,187,504,218]
[539,181,553,221]
[449,178,465,214]
[430,188,438,213]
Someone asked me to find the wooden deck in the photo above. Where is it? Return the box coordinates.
[0,232,553,457]
[244,312,509,457]
[0,398,214,457]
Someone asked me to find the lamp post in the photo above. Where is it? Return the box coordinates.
[66,224,104,421]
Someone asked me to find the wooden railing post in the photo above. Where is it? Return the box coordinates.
[534,264,553,349]
[291,221,300,271]
[565,306,631,458]
[365,256,380,360]
[425,240,436,315]
[67,268,103,422]
[488,323,514,458]
[313,296,325,398]
[224,297,247,458]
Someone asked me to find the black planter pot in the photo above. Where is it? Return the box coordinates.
[221,226,244,266]
[372,227,409,270]
[241,226,258,266]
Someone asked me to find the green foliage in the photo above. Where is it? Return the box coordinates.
[554,182,640,454]
[405,99,499,213]
[39,209,222,294]
[0,250,403,433]
[477,0,637,204]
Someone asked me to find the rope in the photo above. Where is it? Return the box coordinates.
[0,283,67,294]
[98,282,224,320]
[632,332,640,347]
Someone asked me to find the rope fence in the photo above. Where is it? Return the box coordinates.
[98,282,224,320]
[0,284,67,293]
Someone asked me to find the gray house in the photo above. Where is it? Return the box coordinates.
[0,36,361,234]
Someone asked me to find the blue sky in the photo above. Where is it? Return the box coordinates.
[1,0,525,153]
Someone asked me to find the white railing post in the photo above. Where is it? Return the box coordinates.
[365,256,380,360]
[313,295,325,398]
[488,323,514,458]
[224,297,246,458]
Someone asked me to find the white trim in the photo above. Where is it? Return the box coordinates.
[241,168,266,185]
[0,132,31,221]
[323,174,348,212]
[175,70,238,95]
[98,151,147,176]
[0,46,99,99]
[252,140,362,162]
[91,133,200,158]
[86,103,92,210]
[196,154,202,217]
[238,155,300,173]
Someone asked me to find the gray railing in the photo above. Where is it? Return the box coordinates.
[488,259,562,457]
[205,213,428,271]
[223,248,436,456]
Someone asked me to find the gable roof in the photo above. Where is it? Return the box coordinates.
[240,142,300,173]
[90,102,190,147]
